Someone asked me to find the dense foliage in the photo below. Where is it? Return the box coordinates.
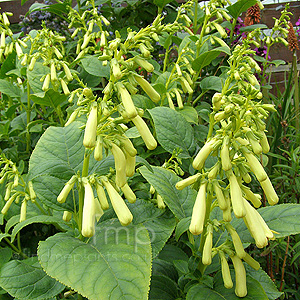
[0,0,300,299]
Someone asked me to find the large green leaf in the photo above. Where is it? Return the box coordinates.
[226,0,257,19]
[29,122,114,210]
[233,204,300,243]
[27,62,50,93]
[0,257,65,300]
[148,107,196,159]
[139,166,196,219]
[31,89,67,108]
[128,199,176,257]
[0,80,20,98]
[81,55,110,78]
[192,47,230,72]
[200,76,223,92]
[38,219,152,300]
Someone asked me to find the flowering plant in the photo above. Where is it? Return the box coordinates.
[0,0,299,299]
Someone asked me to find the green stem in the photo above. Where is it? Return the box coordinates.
[26,81,31,153]
[292,51,299,133]
[198,192,213,275]
[17,232,22,252]
[229,18,237,44]
[55,105,65,126]
[76,0,82,15]
[34,200,48,215]
[193,0,198,34]
[162,47,170,73]
[1,231,28,258]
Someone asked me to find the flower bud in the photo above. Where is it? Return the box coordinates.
[228,171,246,218]
[157,194,166,209]
[241,185,261,208]
[131,115,157,150]
[95,182,109,210]
[121,183,136,204]
[180,77,193,94]
[260,176,279,205]
[111,58,122,80]
[102,179,133,226]
[83,103,98,148]
[202,225,213,265]
[176,174,201,190]
[82,180,96,237]
[213,181,228,210]
[243,200,268,248]
[42,74,50,91]
[220,136,232,171]
[116,82,137,119]
[19,199,27,222]
[61,79,70,95]
[57,175,77,203]
[63,211,72,222]
[134,75,160,103]
[226,224,246,259]
[62,63,73,82]
[189,181,207,235]
[134,56,154,73]
[28,181,36,202]
[192,138,216,170]
[231,255,247,297]
[220,252,233,289]
[1,31,5,49]
[124,149,136,177]
[242,151,267,182]
[243,253,260,270]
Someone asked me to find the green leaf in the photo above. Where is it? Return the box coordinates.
[148,107,196,159]
[233,204,300,242]
[0,248,12,268]
[192,47,230,72]
[245,266,283,300]
[149,275,179,300]
[38,219,152,300]
[10,215,67,242]
[226,0,257,19]
[186,284,226,300]
[29,122,114,210]
[158,244,189,263]
[0,234,10,243]
[153,0,173,8]
[31,89,67,108]
[0,257,65,300]
[128,199,176,257]
[175,217,191,240]
[132,94,155,110]
[81,55,110,78]
[0,80,20,98]
[200,76,223,92]
[27,62,49,93]
[139,166,196,220]
[177,106,199,124]
[271,60,286,67]
[187,272,268,300]
[239,24,268,32]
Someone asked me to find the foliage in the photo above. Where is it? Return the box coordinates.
[0,0,299,299]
